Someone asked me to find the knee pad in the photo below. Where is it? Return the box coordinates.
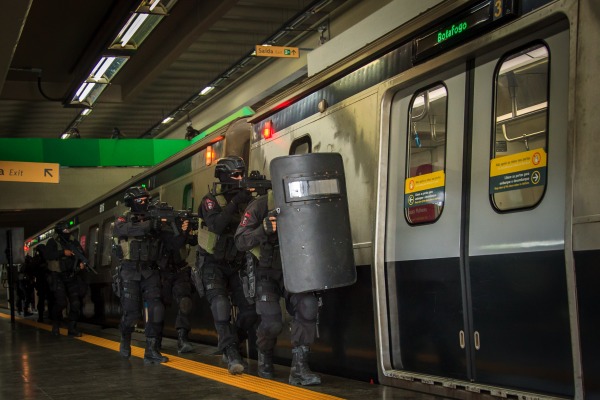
[295,294,319,322]
[145,298,164,323]
[69,298,81,313]
[259,316,283,337]
[210,295,231,324]
[179,296,193,315]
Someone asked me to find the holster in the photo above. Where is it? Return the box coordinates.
[111,266,122,298]
[191,253,205,298]
[243,252,256,304]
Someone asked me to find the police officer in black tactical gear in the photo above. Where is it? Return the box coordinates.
[157,211,198,353]
[32,244,53,323]
[235,193,322,386]
[196,156,258,375]
[45,221,87,337]
[113,186,185,365]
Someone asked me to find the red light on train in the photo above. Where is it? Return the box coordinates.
[263,120,273,139]
[205,145,214,165]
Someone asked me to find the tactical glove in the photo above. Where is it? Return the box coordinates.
[262,212,277,234]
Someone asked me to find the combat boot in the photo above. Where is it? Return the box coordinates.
[144,337,168,365]
[177,329,193,353]
[67,321,82,337]
[51,321,60,336]
[257,349,274,379]
[289,345,321,386]
[120,332,131,359]
[223,345,244,375]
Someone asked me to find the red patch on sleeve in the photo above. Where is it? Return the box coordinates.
[240,211,251,227]
[117,217,126,222]
[205,198,215,210]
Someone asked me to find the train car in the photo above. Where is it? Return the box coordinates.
[248,0,597,398]
[25,0,599,398]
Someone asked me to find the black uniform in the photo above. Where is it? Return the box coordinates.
[113,211,167,364]
[197,188,258,373]
[32,245,53,323]
[234,194,321,385]
[45,233,87,336]
[158,223,197,353]
[17,256,35,316]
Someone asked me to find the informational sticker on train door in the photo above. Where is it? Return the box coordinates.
[404,170,446,208]
[489,149,547,194]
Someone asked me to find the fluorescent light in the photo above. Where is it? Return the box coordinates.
[92,57,116,81]
[149,0,161,11]
[121,13,149,47]
[60,133,70,139]
[81,108,93,116]
[162,116,174,124]
[200,86,215,95]
[77,83,95,102]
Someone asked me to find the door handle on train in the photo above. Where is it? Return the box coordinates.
[474,331,481,350]
[459,330,465,349]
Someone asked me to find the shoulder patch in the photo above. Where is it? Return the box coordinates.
[205,198,216,210]
[117,216,126,222]
[240,211,251,227]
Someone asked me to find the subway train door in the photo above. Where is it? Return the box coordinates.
[381,26,573,395]
[385,64,469,381]
[467,28,572,395]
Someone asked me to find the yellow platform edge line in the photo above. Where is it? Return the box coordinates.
[1,311,344,400]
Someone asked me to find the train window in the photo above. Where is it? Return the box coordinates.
[87,226,99,270]
[404,83,448,224]
[490,43,549,211]
[290,135,312,155]
[183,183,194,210]
[101,218,114,266]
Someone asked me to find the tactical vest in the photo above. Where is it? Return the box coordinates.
[47,234,62,272]
[47,233,75,273]
[115,211,160,262]
[197,193,227,254]
[250,190,276,259]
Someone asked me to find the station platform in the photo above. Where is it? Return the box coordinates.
[0,310,447,400]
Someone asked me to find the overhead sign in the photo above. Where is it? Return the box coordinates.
[413,0,518,62]
[0,161,60,183]
[255,45,299,58]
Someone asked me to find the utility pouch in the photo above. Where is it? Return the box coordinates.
[112,237,124,259]
[197,218,218,254]
[129,240,141,261]
[191,253,205,298]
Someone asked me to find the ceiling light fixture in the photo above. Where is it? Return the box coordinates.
[66,1,176,112]
[120,13,149,47]
[200,86,215,95]
[162,116,174,124]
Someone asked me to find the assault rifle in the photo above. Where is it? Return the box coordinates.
[56,236,98,275]
[148,202,199,236]
[213,170,272,196]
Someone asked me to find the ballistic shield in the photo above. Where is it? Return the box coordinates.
[270,152,355,293]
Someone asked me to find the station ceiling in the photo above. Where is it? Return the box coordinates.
[0,0,349,140]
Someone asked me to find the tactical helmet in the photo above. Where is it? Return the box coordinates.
[54,221,71,234]
[214,156,246,182]
[123,186,151,208]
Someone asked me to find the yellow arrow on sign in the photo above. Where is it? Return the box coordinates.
[0,161,60,183]
[255,45,299,58]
